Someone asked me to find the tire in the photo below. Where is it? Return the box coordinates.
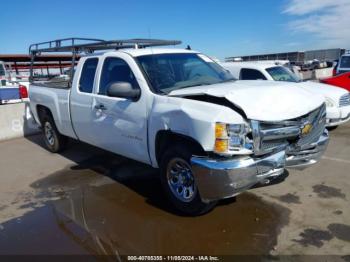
[327,125,338,131]
[41,113,68,153]
[160,145,217,216]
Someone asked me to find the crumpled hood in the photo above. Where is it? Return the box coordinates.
[168,80,325,121]
[299,81,348,103]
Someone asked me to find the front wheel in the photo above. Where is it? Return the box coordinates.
[160,145,217,216]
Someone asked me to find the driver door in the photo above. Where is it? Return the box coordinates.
[90,55,149,164]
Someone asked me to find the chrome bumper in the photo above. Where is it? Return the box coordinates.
[326,113,350,127]
[191,150,286,203]
[286,130,329,170]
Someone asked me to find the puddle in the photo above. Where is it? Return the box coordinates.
[0,154,290,256]
[328,224,350,242]
[312,184,346,199]
[333,210,343,215]
[342,255,350,262]
[293,229,333,248]
[273,193,301,204]
[0,205,92,255]
[292,223,350,249]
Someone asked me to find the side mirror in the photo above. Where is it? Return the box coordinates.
[106,81,140,100]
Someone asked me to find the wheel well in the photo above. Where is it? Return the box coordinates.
[155,130,206,164]
[36,105,53,125]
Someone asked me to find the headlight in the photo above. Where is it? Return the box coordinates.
[214,122,253,155]
[325,97,335,108]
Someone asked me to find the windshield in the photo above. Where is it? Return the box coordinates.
[265,66,301,82]
[136,53,235,94]
[340,56,350,68]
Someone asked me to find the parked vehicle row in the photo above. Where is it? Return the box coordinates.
[0,61,30,104]
[335,52,350,75]
[221,62,350,128]
[29,38,329,215]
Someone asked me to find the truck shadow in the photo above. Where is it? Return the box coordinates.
[13,134,292,256]
[24,134,179,214]
[25,134,289,215]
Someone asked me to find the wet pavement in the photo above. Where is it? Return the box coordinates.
[0,122,350,258]
[0,153,289,256]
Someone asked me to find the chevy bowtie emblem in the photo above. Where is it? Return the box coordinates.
[301,123,313,136]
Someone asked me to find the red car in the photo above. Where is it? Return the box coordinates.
[321,72,350,92]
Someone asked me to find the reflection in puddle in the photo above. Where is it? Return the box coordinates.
[0,154,290,256]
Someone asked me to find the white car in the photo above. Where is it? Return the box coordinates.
[222,62,350,127]
[29,38,329,215]
[336,52,350,75]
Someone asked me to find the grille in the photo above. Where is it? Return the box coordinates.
[252,104,326,155]
[261,139,288,151]
[339,93,350,107]
[296,105,326,148]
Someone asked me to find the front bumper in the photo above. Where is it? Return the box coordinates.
[191,130,329,203]
[326,106,350,127]
[191,150,286,203]
[285,130,329,170]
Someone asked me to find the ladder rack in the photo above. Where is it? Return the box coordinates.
[29,37,182,83]
[29,37,182,54]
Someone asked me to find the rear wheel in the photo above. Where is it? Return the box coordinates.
[160,145,217,216]
[41,114,68,153]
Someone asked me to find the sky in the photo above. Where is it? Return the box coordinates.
[1,0,349,60]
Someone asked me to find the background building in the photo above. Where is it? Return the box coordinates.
[226,48,346,64]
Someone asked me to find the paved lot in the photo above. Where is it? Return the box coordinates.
[0,123,349,259]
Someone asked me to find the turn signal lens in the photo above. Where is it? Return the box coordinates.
[215,123,228,138]
[214,139,229,153]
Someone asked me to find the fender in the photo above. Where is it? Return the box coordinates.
[148,95,245,168]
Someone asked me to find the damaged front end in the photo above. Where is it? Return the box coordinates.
[190,103,329,203]
[251,103,329,170]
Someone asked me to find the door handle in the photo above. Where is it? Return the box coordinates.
[94,103,107,110]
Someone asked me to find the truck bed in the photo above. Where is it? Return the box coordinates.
[29,83,77,139]
[31,78,70,89]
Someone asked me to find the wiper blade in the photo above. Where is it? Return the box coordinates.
[178,83,210,89]
[220,78,236,83]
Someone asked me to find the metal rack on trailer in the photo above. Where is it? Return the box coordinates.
[29,38,182,85]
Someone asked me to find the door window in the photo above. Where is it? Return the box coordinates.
[79,58,98,93]
[99,57,139,95]
[240,68,267,80]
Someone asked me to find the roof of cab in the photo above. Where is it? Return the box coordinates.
[86,48,199,58]
[122,48,199,57]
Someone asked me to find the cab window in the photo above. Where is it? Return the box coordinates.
[240,68,267,80]
[99,57,139,96]
[79,58,98,93]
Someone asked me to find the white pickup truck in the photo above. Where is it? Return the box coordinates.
[29,38,329,215]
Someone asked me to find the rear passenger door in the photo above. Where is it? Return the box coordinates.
[240,68,267,80]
